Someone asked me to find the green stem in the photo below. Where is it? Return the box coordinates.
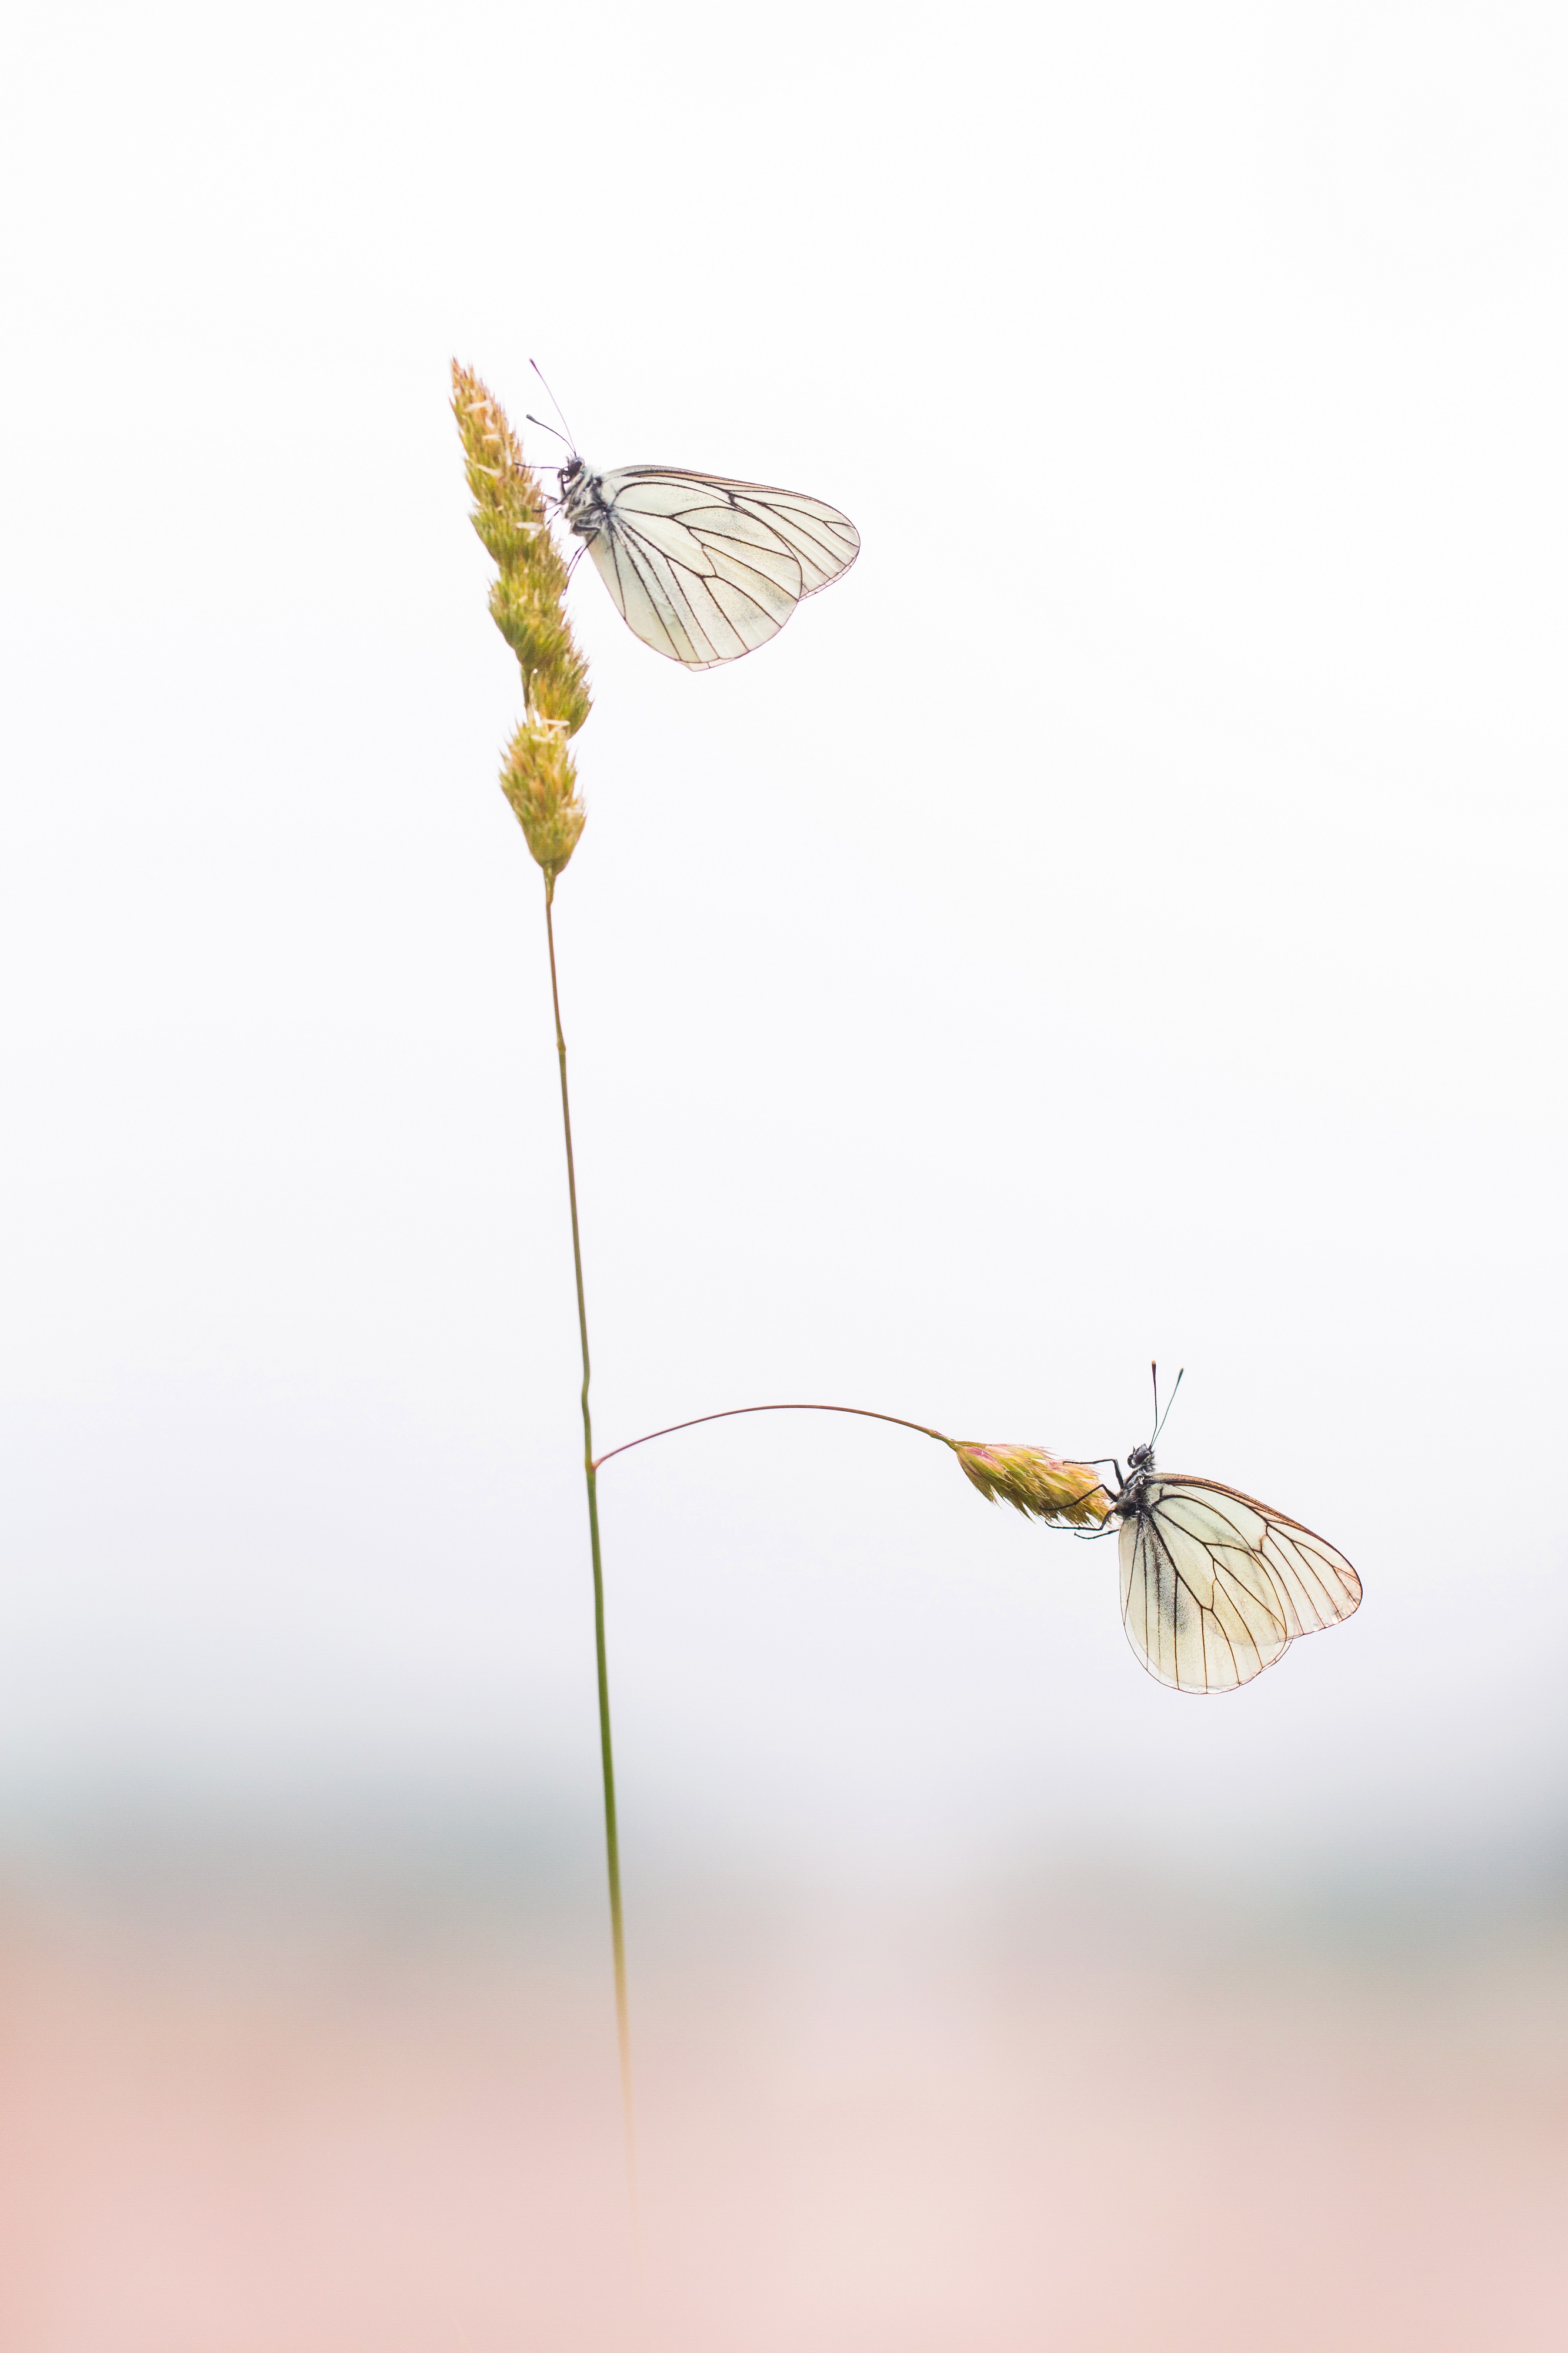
[542,871,635,2207]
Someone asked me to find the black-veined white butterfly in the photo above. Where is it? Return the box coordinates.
[556,458,859,669]
[1089,1372,1362,1693]
[525,371,858,670]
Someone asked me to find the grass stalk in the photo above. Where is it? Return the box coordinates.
[542,871,636,2208]
[452,362,636,2209]
[595,1400,949,1469]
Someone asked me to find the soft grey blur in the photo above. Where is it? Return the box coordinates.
[2,0,1566,2342]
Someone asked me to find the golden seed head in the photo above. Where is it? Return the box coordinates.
[452,359,593,874]
[451,367,548,539]
[953,1441,1110,1528]
[488,572,591,735]
[500,717,586,882]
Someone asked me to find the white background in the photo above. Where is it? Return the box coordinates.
[2,0,1565,1894]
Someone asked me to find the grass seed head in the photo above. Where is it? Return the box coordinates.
[500,717,587,882]
[452,359,592,874]
[953,1441,1110,1528]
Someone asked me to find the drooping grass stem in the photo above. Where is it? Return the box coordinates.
[542,871,635,2204]
[595,1401,949,1471]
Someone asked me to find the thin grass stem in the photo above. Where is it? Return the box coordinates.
[595,1402,952,1471]
[542,872,636,2211]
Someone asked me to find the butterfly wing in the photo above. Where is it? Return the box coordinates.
[1119,1483,1290,1692]
[586,468,859,669]
[1169,1477,1363,1641]
[1119,1477,1360,1693]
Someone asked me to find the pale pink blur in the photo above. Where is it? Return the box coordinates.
[0,1854,1562,2351]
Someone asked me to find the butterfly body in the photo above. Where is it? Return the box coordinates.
[559,458,609,538]
[557,456,859,669]
[1106,1447,1361,1693]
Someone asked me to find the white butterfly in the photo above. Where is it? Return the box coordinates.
[1103,1442,1362,1693]
[557,457,859,669]
[1083,1372,1362,1692]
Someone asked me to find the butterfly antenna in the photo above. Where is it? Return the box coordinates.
[525,414,575,451]
[528,359,577,454]
[1150,1364,1185,1447]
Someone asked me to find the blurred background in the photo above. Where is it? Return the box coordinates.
[2,0,1566,2344]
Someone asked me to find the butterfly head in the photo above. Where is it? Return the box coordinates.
[1127,1442,1155,1475]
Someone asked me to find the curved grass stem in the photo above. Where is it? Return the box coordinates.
[595,1401,953,1471]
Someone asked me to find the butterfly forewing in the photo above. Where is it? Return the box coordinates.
[583,467,858,669]
[1119,1483,1290,1691]
[1119,1476,1360,1692]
